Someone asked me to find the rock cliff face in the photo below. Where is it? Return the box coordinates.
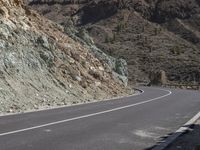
[0,0,130,114]
[27,0,200,84]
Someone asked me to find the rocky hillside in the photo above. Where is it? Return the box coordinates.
[0,0,130,114]
[27,0,200,84]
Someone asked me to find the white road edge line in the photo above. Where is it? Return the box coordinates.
[0,89,171,137]
[152,111,200,150]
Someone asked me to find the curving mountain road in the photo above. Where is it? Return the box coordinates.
[0,87,200,150]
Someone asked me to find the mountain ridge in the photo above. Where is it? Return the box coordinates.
[27,0,200,84]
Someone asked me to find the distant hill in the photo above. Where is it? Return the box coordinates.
[26,0,200,84]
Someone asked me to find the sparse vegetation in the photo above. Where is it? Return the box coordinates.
[154,27,162,35]
[105,33,116,43]
[116,21,126,32]
[170,46,184,55]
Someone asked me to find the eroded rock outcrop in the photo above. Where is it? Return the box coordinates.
[0,0,131,114]
[149,70,167,86]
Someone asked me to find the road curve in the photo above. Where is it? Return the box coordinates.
[0,87,199,150]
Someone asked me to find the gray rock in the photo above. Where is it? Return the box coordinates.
[39,50,54,67]
[37,36,50,49]
[0,23,10,39]
[3,52,19,69]
[68,28,129,86]
[115,58,128,77]
[24,53,42,70]
[149,70,167,85]
[77,29,94,46]
[74,76,82,82]
[112,72,128,87]
[0,40,6,49]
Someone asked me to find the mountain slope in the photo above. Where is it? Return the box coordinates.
[27,0,200,84]
[0,0,130,114]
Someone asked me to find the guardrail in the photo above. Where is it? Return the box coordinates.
[162,84,200,90]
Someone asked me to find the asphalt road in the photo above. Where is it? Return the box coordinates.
[0,87,200,150]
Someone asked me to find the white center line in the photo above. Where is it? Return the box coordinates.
[0,89,172,137]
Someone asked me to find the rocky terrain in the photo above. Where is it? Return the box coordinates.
[0,0,131,114]
[27,0,200,84]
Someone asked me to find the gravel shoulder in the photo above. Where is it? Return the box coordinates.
[166,119,200,150]
[0,88,137,116]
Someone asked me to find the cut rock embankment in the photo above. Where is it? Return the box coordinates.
[0,0,131,114]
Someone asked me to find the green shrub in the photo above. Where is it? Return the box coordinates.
[170,46,183,55]
[105,33,116,43]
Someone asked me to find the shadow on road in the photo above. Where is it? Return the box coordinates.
[144,124,200,150]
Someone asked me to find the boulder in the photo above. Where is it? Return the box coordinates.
[37,36,50,49]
